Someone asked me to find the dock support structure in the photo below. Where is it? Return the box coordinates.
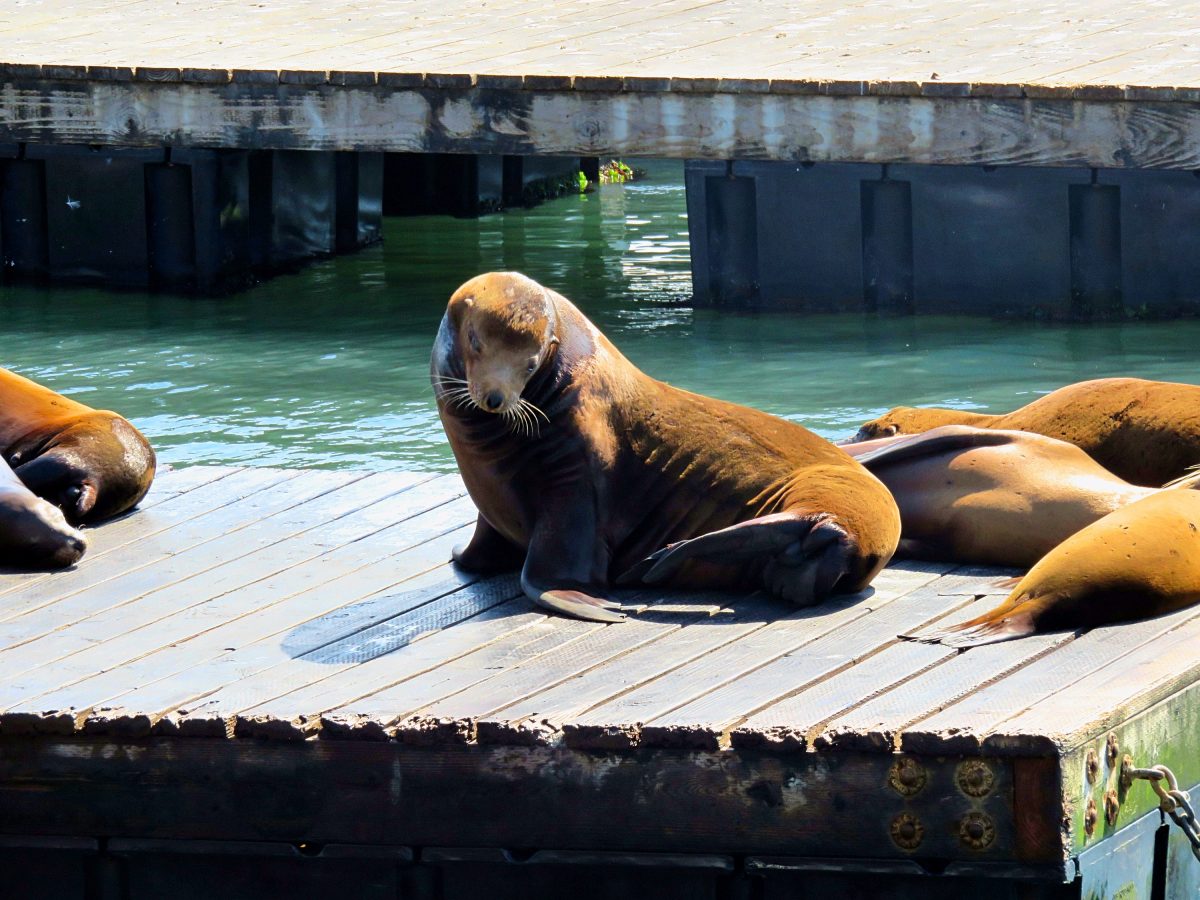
[686,159,1200,318]
[382,153,582,218]
[0,145,384,292]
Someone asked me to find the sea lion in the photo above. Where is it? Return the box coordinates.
[907,488,1200,647]
[843,425,1184,567]
[431,272,901,623]
[0,365,156,524]
[850,377,1200,487]
[0,456,87,568]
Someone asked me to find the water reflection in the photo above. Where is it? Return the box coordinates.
[2,159,1199,474]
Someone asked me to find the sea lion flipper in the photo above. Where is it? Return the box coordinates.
[520,508,625,623]
[631,513,814,585]
[901,610,1037,648]
[533,589,627,624]
[452,515,525,573]
[847,425,1018,470]
[631,513,857,607]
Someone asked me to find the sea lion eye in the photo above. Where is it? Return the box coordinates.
[468,329,481,353]
[526,358,538,373]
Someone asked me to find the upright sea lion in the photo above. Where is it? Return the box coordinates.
[432,272,901,623]
[0,456,87,568]
[843,425,1189,567]
[0,366,156,523]
[850,377,1200,487]
[907,489,1200,647]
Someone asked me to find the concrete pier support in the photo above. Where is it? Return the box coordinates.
[685,159,1200,318]
[0,146,384,293]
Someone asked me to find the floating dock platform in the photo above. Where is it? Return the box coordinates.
[4,0,1200,310]
[0,465,1197,899]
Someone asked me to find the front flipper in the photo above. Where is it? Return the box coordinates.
[452,515,525,574]
[520,495,626,624]
[624,512,857,607]
[531,587,627,623]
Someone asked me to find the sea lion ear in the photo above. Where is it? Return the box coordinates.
[448,295,474,327]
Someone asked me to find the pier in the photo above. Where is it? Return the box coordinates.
[0,465,1197,898]
[3,0,1200,310]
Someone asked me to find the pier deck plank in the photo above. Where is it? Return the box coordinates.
[4,0,1195,93]
[2,0,1197,94]
[0,465,1198,872]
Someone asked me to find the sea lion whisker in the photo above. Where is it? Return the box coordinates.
[515,402,541,438]
[521,398,550,426]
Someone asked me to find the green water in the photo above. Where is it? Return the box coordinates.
[3,159,1199,474]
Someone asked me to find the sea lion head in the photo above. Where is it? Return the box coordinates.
[439,272,559,419]
[0,485,87,569]
[11,413,157,524]
[851,410,906,442]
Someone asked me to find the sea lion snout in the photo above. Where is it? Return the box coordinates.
[0,488,88,568]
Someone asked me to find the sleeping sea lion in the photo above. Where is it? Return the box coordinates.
[432,272,901,623]
[850,377,1200,487]
[906,488,1200,647]
[0,365,156,524]
[0,456,87,568]
[843,425,1189,567]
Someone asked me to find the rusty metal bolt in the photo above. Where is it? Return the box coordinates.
[956,759,996,798]
[1106,733,1120,767]
[1086,748,1100,785]
[888,757,927,797]
[1104,788,1120,827]
[890,812,924,851]
[1120,754,1135,792]
[958,811,997,850]
[1084,797,1098,838]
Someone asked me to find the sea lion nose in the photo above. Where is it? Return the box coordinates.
[484,391,504,411]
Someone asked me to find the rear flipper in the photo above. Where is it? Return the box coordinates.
[901,605,1036,648]
[622,512,861,607]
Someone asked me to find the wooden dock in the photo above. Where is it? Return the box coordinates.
[2,0,1200,167]
[2,464,1198,898]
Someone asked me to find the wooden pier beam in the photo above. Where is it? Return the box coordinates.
[3,77,1200,171]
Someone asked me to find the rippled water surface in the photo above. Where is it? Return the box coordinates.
[4,159,1200,474]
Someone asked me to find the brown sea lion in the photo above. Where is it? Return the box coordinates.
[0,456,87,568]
[907,488,1200,647]
[850,377,1200,487]
[431,272,901,623]
[0,366,156,524]
[843,425,1185,567]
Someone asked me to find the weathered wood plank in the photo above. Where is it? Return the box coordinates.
[900,603,1200,755]
[242,599,594,741]
[0,738,1023,862]
[560,563,958,749]
[0,502,478,734]
[4,80,1200,168]
[632,574,988,751]
[472,594,782,746]
[807,624,1070,751]
[0,469,365,652]
[164,580,529,738]
[0,466,294,605]
[986,609,1200,755]
[0,473,452,701]
[729,593,1071,751]
[333,594,726,744]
